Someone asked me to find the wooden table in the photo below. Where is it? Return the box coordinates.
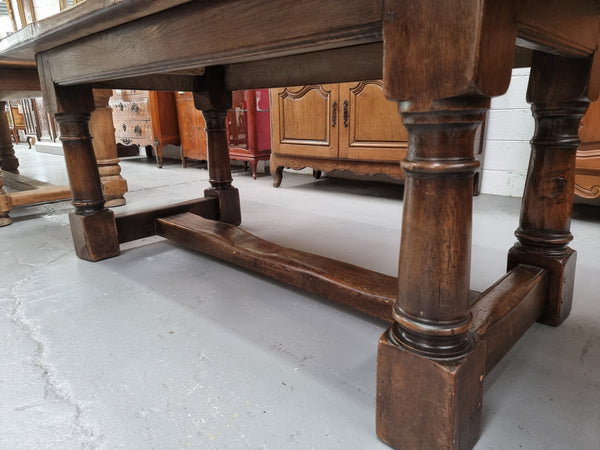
[0,1,597,448]
[0,60,72,226]
[0,61,129,226]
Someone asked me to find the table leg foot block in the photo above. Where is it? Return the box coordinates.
[507,246,576,326]
[68,209,120,261]
[204,187,241,226]
[376,329,485,450]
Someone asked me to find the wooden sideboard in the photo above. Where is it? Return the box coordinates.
[270,81,407,184]
[576,97,600,199]
[271,81,486,192]
[110,90,180,166]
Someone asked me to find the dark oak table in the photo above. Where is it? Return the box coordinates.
[0,1,597,448]
[0,60,72,226]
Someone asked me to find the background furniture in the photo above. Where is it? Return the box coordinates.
[175,89,271,177]
[575,97,600,199]
[110,90,180,167]
[271,81,485,191]
[5,100,26,144]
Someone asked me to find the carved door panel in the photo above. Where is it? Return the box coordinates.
[174,91,207,166]
[270,84,339,158]
[338,80,408,162]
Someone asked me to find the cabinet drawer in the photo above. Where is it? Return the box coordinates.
[114,120,153,140]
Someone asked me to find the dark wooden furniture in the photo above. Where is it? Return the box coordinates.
[110,89,180,167]
[5,100,26,144]
[0,60,72,226]
[175,89,271,177]
[576,97,600,199]
[0,1,597,448]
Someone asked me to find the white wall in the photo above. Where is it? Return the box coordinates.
[480,68,534,198]
[33,0,61,21]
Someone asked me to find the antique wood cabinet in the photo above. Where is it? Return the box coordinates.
[271,81,486,192]
[110,90,180,166]
[270,81,408,185]
[174,91,207,167]
[175,89,271,178]
[575,97,600,199]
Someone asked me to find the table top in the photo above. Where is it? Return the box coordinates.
[0,0,597,99]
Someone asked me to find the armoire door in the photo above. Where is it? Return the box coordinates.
[338,80,408,162]
[270,84,339,158]
[175,91,207,166]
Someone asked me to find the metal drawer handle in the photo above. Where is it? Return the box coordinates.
[121,138,132,145]
[134,125,142,136]
[131,103,139,114]
[122,123,126,131]
[332,101,337,127]
[343,100,349,127]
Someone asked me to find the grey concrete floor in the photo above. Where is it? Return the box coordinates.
[1,144,599,450]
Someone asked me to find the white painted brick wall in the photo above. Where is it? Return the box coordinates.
[481,68,534,197]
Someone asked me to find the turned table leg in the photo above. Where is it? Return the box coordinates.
[196,68,241,225]
[376,2,518,448]
[0,100,20,174]
[376,97,489,450]
[508,52,592,326]
[89,89,128,207]
[50,84,120,261]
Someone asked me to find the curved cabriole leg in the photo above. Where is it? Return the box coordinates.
[0,100,20,174]
[377,97,488,450]
[55,112,120,261]
[508,52,592,326]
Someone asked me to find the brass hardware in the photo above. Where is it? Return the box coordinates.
[121,138,132,145]
[343,100,349,127]
[131,103,139,114]
[134,125,142,136]
[118,102,124,111]
[332,101,337,127]
[122,123,126,131]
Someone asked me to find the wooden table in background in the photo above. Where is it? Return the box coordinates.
[0,1,597,448]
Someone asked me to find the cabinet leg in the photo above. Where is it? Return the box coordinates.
[0,101,19,174]
[508,52,592,326]
[271,165,284,187]
[55,111,120,261]
[376,96,489,450]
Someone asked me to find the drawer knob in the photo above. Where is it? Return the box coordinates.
[131,103,139,114]
[134,125,142,136]
[122,123,126,131]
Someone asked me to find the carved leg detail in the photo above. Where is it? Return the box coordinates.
[89,89,128,207]
[201,108,240,225]
[272,165,284,187]
[377,97,489,450]
[508,52,592,326]
[55,112,120,261]
[0,101,20,174]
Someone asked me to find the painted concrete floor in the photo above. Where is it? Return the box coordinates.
[1,145,599,450]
